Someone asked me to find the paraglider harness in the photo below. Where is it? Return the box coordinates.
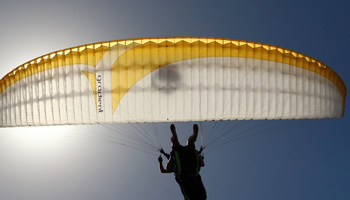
[160,145,204,181]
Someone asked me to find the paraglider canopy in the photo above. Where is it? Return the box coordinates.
[0,37,346,127]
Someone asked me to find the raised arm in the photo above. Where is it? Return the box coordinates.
[158,155,174,173]
[187,124,199,145]
[171,124,180,146]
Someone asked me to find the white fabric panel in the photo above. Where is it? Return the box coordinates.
[51,63,61,124]
[72,63,81,124]
[32,69,39,125]
[80,64,89,124]
[222,56,231,120]
[58,65,67,124]
[19,72,27,125]
[65,64,75,124]
[8,79,14,125]
[260,59,269,117]
[14,80,21,126]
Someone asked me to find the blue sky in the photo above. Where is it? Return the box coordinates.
[0,0,349,199]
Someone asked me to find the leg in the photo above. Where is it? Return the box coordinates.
[187,124,198,146]
[171,124,180,147]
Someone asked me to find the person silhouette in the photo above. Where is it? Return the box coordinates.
[158,124,206,200]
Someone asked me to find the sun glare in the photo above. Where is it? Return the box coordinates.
[12,126,69,151]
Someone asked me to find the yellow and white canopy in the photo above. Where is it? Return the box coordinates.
[0,37,346,127]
